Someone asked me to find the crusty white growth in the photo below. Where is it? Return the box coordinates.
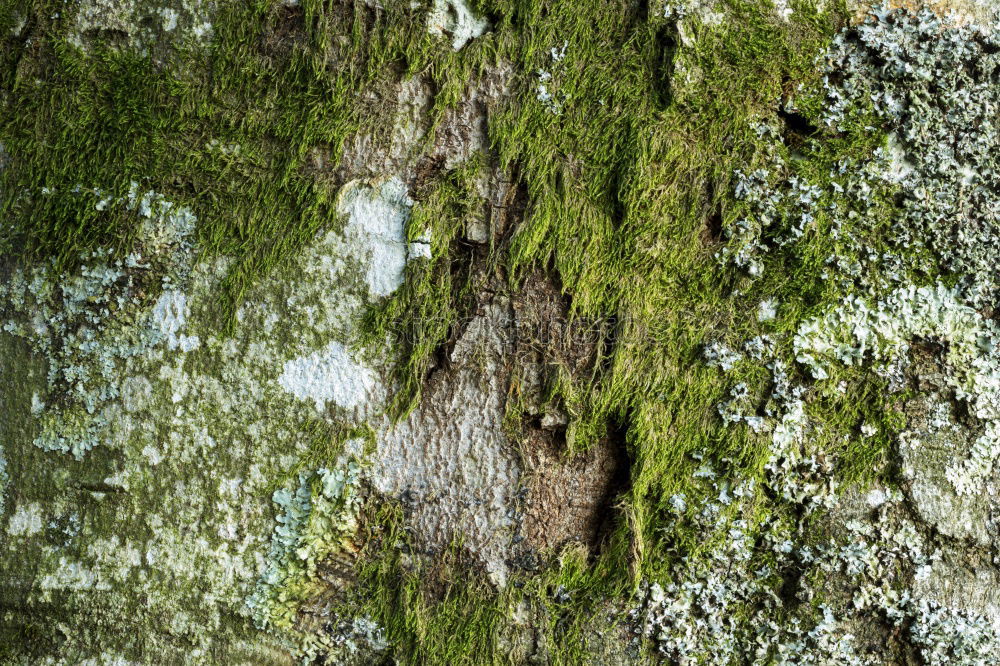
[39,558,107,591]
[0,176,393,658]
[337,178,415,298]
[6,502,42,537]
[639,448,1000,662]
[159,7,178,31]
[270,216,519,582]
[277,341,380,413]
[757,299,778,322]
[643,10,1000,662]
[142,444,164,466]
[427,0,488,50]
[151,290,200,352]
[0,96,499,661]
[408,227,432,260]
[325,615,389,657]
[663,0,725,45]
[69,0,214,52]
[407,241,432,260]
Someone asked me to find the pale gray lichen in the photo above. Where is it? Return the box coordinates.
[277,341,382,414]
[69,0,214,53]
[902,597,1000,665]
[337,177,418,299]
[721,156,898,289]
[535,69,560,114]
[407,226,432,260]
[0,140,510,662]
[712,6,1000,565]
[0,170,416,659]
[0,184,197,459]
[6,501,42,537]
[151,289,200,352]
[794,283,1000,496]
[12,4,1000,663]
[535,43,574,115]
[427,0,489,50]
[773,0,793,20]
[703,340,743,371]
[638,446,1000,663]
[663,0,725,30]
[721,4,1000,308]
[639,341,851,661]
[757,299,778,322]
[324,614,390,658]
[636,473,859,663]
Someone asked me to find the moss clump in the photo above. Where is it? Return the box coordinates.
[0,0,445,319]
[338,500,635,665]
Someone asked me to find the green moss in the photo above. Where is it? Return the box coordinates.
[342,502,506,664]
[366,0,900,584]
[348,3,929,655]
[341,500,636,665]
[1,0,930,661]
[0,0,449,323]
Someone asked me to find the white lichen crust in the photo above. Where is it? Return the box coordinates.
[69,0,214,52]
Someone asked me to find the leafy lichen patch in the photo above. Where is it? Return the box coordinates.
[0,137,513,660]
[637,449,1000,663]
[848,0,1000,23]
[821,5,1000,306]
[247,460,363,636]
[151,289,200,352]
[632,5,1000,661]
[794,284,1000,496]
[900,391,993,546]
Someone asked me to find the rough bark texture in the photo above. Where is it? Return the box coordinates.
[4,0,1000,664]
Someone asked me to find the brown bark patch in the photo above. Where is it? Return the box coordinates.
[518,425,628,555]
[508,271,628,557]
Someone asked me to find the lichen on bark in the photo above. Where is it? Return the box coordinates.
[5,0,1000,664]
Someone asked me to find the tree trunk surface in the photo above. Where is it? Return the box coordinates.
[3,0,1000,664]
